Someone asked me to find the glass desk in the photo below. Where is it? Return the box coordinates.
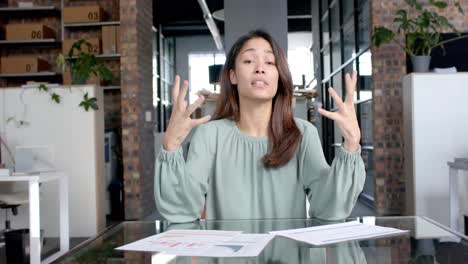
[54,216,468,263]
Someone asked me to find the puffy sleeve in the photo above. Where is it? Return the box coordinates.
[298,122,365,220]
[154,124,215,223]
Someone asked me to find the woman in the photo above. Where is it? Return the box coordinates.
[155,30,365,223]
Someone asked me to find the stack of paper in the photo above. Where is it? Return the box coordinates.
[116,229,274,258]
[270,221,409,246]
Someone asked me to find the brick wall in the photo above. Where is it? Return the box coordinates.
[370,0,468,215]
[120,0,155,220]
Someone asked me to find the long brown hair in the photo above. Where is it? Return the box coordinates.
[212,30,302,168]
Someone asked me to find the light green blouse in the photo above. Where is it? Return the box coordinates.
[155,118,365,223]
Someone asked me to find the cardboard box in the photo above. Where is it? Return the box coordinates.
[102,26,113,54]
[5,24,55,40]
[102,26,119,54]
[63,5,105,23]
[17,1,34,8]
[1,56,50,74]
[63,38,101,56]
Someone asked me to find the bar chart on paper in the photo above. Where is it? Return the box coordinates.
[116,229,274,257]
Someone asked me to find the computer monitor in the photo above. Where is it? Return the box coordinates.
[14,145,55,173]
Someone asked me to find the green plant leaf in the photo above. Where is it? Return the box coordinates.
[405,0,422,10]
[455,0,464,14]
[56,53,65,70]
[51,93,61,104]
[69,39,89,58]
[97,66,114,82]
[38,84,48,92]
[406,33,418,53]
[372,27,395,47]
[394,9,412,32]
[79,92,99,111]
[396,9,407,19]
[431,1,447,9]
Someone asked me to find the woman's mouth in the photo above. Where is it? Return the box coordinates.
[251,80,267,87]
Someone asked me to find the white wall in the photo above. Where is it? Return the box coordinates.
[403,73,468,229]
[0,85,105,237]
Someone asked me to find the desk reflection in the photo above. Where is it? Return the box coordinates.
[159,219,367,264]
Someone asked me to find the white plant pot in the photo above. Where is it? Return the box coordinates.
[411,56,431,73]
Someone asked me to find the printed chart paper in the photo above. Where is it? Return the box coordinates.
[116,229,274,257]
[270,221,409,246]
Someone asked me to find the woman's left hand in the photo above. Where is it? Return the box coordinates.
[318,71,361,152]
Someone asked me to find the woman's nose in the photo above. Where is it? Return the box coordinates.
[255,63,265,74]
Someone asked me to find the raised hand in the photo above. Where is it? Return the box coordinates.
[318,71,361,152]
[163,75,211,151]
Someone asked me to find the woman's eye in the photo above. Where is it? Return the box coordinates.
[267,61,275,65]
[243,60,252,64]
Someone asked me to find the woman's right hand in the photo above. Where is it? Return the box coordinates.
[163,75,211,151]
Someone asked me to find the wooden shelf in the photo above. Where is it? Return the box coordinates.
[64,21,120,28]
[0,6,59,12]
[102,86,120,91]
[0,72,58,77]
[0,39,59,45]
[66,54,121,60]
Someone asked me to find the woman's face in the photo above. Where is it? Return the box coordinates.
[229,37,279,103]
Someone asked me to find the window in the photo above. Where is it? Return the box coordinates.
[153,31,175,132]
[188,53,226,104]
[317,0,374,205]
[288,32,314,88]
[343,19,356,63]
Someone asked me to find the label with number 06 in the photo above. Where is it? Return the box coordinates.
[31,30,42,39]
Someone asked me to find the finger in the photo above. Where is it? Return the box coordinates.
[345,71,357,104]
[192,115,211,127]
[172,75,180,105]
[328,87,344,109]
[178,80,189,107]
[318,108,339,120]
[186,95,205,116]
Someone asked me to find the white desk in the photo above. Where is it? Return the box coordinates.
[448,158,468,234]
[0,171,69,264]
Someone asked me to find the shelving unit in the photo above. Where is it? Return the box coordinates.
[0,2,63,86]
[64,21,120,28]
[60,2,121,89]
[0,1,121,88]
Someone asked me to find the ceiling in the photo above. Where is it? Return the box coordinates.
[153,0,312,37]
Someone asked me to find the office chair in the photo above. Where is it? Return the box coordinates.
[0,192,29,240]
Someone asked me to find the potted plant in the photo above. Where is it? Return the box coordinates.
[58,39,113,85]
[55,39,114,111]
[372,0,468,72]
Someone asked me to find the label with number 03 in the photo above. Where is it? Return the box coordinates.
[88,11,99,21]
